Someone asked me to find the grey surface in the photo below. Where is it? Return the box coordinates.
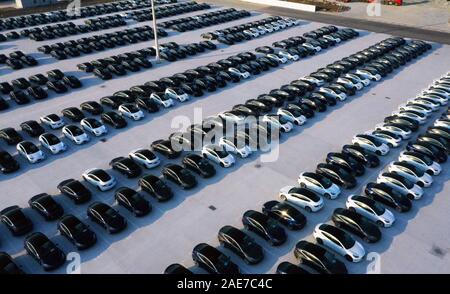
[0,1,449,274]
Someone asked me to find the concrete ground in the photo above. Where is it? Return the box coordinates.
[0,1,449,274]
[325,0,450,33]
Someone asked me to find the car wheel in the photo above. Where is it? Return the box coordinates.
[396,206,403,212]
[316,238,323,245]
[220,162,224,167]
[364,236,371,242]
[299,182,306,188]
[348,207,356,212]
[376,220,384,227]
[324,193,331,199]
[345,255,353,262]
[280,194,287,201]
[305,206,312,213]
[376,150,382,156]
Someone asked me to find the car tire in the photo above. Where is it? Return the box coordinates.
[220,162,224,167]
[348,207,356,212]
[396,206,403,212]
[345,255,353,262]
[305,206,312,213]
[324,193,331,200]
[280,194,287,201]
[376,220,384,227]
[299,182,306,188]
[316,238,323,245]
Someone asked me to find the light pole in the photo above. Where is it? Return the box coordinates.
[151,0,161,63]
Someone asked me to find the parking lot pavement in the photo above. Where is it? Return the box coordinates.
[0,1,449,274]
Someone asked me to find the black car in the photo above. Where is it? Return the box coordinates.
[87,202,127,234]
[12,78,31,89]
[342,144,380,168]
[139,174,173,201]
[93,68,113,80]
[365,182,412,212]
[0,128,23,145]
[58,214,97,250]
[0,82,14,95]
[62,76,82,89]
[218,225,264,264]
[62,107,85,122]
[57,178,92,204]
[276,261,314,274]
[47,80,68,94]
[10,90,30,105]
[192,243,240,274]
[115,187,151,217]
[182,153,216,178]
[332,208,381,243]
[384,115,419,132]
[80,101,104,115]
[294,241,347,274]
[101,111,127,129]
[20,120,45,137]
[162,164,197,189]
[316,163,357,189]
[0,252,24,274]
[242,210,286,246]
[135,97,159,113]
[0,98,9,111]
[164,263,193,275]
[100,96,124,109]
[109,157,142,178]
[326,152,365,176]
[24,232,66,271]
[151,139,182,159]
[0,205,33,236]
[0,150,20,173]
[27,86,48,100]
[406,141,447,163]
[28,193,64,221]
[262,200,306,230]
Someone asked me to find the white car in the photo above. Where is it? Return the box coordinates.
[278,185,324,212]
[397,103,432,116]
[375,123,411,139]
[346,195,395,228]
[118,103,144,121]
[129,148,160,169]
[80,118,107,137]
[318,87,347,101]
[313,223,365,263]
[409,98,440,111]
[422,88,449,99]
[352,134,390,155]
[336,77,363,91]
[354,69,381,81]
[298,172,341,199]
[270,22,281,31]
[150,92,174,108]
[388,161,433,187]
[263,24,274,33]
[275,20,287,29]
[399,151,441,175]
[344,73,370,87]
[300,76,324,87]
[368,130,402,148]
[82,168,116,191]
[201,144,235,168]
[250,27,262,36]
[165,87,189,102]
[262,114,293,133]
[266,53,287,64]
[434,118,450,130]
[377,172,423,200]
[278,51,299,61]
[277,107,306,125]
[392,110,426,125]
[228,67,250,79]
[16,141,45,163]
[218,111,247,125]
[62,125,90,145]
[219,136,251,158]
[243,29,258,38]
[302,42,321,52]
[256,26,268,34]
[40,114,65,129]
[38,133,67,154]
[417,94,448,106]
[323,34,341,43]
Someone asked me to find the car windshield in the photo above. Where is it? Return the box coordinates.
[155,180,167,190]
[291,188,320,201]
[24,143,39,153]
[87,119,102,128]
[92,170,110,181]
[318,175,332,188]
[126,104,139,112]
[140,150,156,159]
[47,114,60,121]
[371,201,385,215]
[70,127,84,136]
[45,135,60,145]
[215,149,229,158]
[0,152,13,161]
